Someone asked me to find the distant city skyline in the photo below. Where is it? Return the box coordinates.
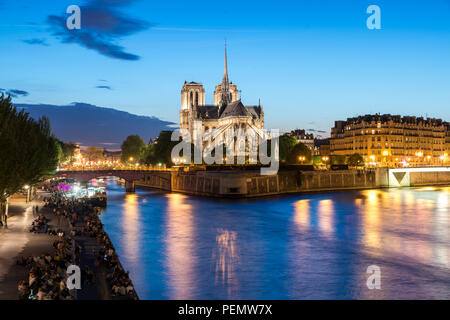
[1,0,450,136]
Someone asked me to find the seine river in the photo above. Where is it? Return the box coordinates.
[99,181,450,299]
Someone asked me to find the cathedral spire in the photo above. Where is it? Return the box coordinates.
[223,41,229,85]
[220,41,232,105]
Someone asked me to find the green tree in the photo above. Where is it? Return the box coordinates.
[121,135,147,163]
[58,140,77,164]
[279,135,298,162]
[0,94,60,224]
[348,153,365,167]
[144,131,178,167]
[331,155,347,165]
[287,142,313,164]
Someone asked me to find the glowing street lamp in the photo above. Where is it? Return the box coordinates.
[24,185,30,202]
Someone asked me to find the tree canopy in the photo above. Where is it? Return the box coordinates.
[348,153,364,167]
[58,140,77,164]
[279,135,298,162]
[331,155,347,165]
[287,142,313,164]
[120,135,147,163]
[143,131,178,167]
[0,94,60,203]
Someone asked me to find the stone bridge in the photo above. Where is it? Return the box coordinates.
[53,170,172,192]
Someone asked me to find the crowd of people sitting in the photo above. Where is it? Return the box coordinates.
[80,203,138,299]
[29,213,49,233]
[17,190,138,300]
[16,234,76,300]
[96,230,137,298]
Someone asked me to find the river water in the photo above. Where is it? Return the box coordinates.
[99,181,450,299]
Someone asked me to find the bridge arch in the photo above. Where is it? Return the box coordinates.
[53,170,172,193]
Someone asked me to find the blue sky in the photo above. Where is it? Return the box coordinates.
[1,0,450,137]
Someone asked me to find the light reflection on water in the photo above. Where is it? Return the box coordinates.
[212,229,239,297]
[99,182,450,299]
[165,193,195,299]
[122,194,140,261]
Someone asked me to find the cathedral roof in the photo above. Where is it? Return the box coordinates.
[220,100,249,118]
[196,105,219,119]
[246,106,263,119]
[195,100,262,120]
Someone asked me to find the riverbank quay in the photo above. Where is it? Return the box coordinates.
[134,167,450,198]
[0,196,55,299]
[41,192,139,300]
[0,190,138,300]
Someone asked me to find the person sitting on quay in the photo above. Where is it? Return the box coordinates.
[29,213,49,233]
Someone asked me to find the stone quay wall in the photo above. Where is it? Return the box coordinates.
[409,171,450,186]
[134,167,449,198]
[163,169,379,198]
[134,172,172,191]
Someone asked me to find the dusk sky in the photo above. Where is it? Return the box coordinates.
[1,0,450,136]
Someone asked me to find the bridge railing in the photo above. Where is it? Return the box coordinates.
[58,165,169,172]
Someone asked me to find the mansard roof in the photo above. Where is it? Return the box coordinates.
[341,114,445,126]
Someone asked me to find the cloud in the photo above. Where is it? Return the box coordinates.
[95,85,112,90]
[0,88,29,98]
[23,38,49,46]
[47,0,151,61]
[307,128,327,134]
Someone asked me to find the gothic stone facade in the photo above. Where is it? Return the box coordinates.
[180,46,264,151]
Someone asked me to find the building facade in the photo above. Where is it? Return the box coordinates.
[314,138,331,157]
[180,46,265,155]
[287,129,315,150]
[330,114,449,167]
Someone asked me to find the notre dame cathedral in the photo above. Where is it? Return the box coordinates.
[179,45,265,146]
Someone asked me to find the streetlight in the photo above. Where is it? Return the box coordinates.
[369,155,376,167]
[128,156,134,169]
[24,185,30,202]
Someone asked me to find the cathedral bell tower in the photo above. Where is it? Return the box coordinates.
[181,81,205,110]
[180,81,205,131]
